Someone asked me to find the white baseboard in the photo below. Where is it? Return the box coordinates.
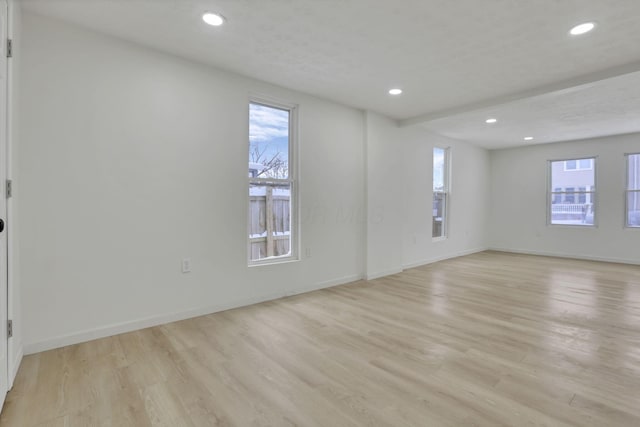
[402,247,488,270]
[488,247,640,266]
[281,274,364,297]
[313,274,363,289]
[366,268,403,280]
[23,275,362,355]
[366,247,489,280]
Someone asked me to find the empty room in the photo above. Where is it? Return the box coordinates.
[0,0,639,425]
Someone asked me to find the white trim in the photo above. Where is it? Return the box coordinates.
[625,153,640,228]
[314,274,364,293]
[402,247,488,270]
[488,247,640,266]
[365,268,403,280]
[247,257,300,268]
[547,223,598,229]
[362,111,369,282]
[1,0,11,398]
[432,146,450,239]
[5,0,18,394]
[23,275,361,355]
[247,98,299,266]
[547,157,598,227]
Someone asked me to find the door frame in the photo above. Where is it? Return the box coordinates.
[0,0,8,406]
[4,0,19,391]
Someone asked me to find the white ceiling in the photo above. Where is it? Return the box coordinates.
[422,70,640,149]
[21,0,640,148]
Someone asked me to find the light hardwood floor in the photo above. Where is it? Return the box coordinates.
[2,251,640,426]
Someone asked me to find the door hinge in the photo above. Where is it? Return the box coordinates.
[7,320,12,339]
[6,39,12,58]
[6,180,12,199]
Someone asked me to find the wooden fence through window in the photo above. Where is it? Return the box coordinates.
[249,185,291,260]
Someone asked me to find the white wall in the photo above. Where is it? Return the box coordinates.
[365,112,491,278]
[20,12,365,353]
[19,12,494,354]
[401,128,490,268]
[490,133,640,264]
[365,112,404,279]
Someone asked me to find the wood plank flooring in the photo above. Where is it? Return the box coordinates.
[2,251,640,426]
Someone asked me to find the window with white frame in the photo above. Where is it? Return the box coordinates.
[432,147,449,239]
[549,158,596,226]
[626,153,640,227]
[248,101,297,264]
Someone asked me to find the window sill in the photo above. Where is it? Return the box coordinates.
[248,256,300,268]
[547,223,597,229]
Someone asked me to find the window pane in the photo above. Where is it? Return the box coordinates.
[565,187,575,203]
[579,159,592,169]
[432,193,446,238]
[578,187,586,204]
[249,103,289,179]
[551,160,595,189]
[550,159,595,226]
[550,193,594,225]
[628,191,640,227]
[249,182,292,261]
[433,148,445,191]
[628,154,640,191]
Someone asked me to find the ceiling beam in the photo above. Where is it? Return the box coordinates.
[399,60,640,127]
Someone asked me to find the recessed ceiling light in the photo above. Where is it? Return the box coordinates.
[485,118,497,124]
[389,88,403,95]
[203,12,226,26]
[569,22,595,35]
[524,137,534,141]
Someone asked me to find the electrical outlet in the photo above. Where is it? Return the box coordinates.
[182,258,191,273]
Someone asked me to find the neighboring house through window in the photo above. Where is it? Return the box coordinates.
[627,153,640,227]
[549,158,596,226]
[564,158,593,171]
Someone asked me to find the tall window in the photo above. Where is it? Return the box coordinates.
[626,153,640,227]
[248,101,297,264]
[433,147,449,239]
[549,157,596,226]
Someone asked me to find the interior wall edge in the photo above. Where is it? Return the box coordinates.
[365,268,404,281]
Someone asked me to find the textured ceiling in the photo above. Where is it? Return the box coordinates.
[20,0,640,147]
[421,71,640,149]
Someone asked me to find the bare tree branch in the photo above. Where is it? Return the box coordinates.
[250,144,288,179]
